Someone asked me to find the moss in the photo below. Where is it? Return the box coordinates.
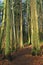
[32,48,37,56]
[36,49,42,56]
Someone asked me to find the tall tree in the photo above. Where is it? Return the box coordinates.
[39,0,43,32]
[27,0,31,44]
[37,0,43,40]
[15,0,20,49]
[19,0,23,48]
[30,0,40,55]
[12,0,16,50]
[5,0,10,56]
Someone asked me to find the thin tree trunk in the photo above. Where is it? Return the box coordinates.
[12,0,16,50]
[39,0,43,32]
[19,0,23,48]
[27,0,30,44]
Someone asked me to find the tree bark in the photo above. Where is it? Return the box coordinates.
[30,0,40,54]
[5,0,10,56]
[19,0,23,48]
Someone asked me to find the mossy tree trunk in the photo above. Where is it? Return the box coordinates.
[39,0,43,32]
[30,0,40,55]
[5,0,10,56]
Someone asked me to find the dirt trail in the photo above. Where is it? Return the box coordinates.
[0,45,43,65]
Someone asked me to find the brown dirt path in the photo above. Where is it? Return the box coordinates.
[0,45,43,65]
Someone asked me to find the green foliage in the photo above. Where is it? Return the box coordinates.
[0,3,4,10]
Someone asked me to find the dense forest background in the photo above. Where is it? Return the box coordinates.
[0,0,43,61]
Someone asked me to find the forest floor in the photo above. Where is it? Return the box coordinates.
[0,44,43,65]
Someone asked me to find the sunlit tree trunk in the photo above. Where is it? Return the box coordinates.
[19,0,23,48]
[30,0,40,55]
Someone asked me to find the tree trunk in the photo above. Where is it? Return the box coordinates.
[5,0,10,56]
[15,0,20,49]
[12,0,16,50]
[30,0,40,55]
[19,0,23,48]
[27,0,31,44]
